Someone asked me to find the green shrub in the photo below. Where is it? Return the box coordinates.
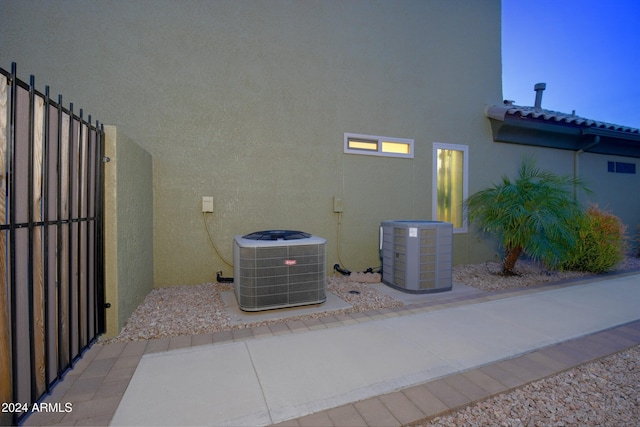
[465,157,587,275]
[561,205,627,273]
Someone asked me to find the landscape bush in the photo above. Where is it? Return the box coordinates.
[465,157,587,275]
[561,205,627,273]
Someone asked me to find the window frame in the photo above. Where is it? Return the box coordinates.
[608,161,636,174]
[344,133,414,158]
[432,142,469,233]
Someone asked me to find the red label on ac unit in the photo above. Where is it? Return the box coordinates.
[284,259,297,266]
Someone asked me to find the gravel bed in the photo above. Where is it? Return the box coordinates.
[103,255,640,425]
[103,274,403,343]
[453,255,640,292]
[417,345,640,427]
[452,261,591,292]
[106,256,640,344]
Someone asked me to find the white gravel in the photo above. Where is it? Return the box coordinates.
[103,255,640,426]
[107,257,640,344]
[418,345,640,427]
[452,261,591,292]
[103,273,403,343]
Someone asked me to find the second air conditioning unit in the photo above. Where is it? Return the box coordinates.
[233,230,327,311]
[380,220,453,293]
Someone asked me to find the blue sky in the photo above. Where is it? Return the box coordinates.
[502,0,640,129]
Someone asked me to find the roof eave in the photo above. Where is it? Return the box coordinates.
[487,107,640,158]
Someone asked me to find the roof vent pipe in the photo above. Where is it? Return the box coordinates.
[534,82,546,109]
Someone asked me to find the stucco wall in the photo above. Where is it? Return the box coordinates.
[577,152,640,242]
[1,0,504,286]
[104,126,153,337]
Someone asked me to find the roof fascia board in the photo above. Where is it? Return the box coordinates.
[489,118,640,158]
[581,127,640,142]
[487,107,640,158]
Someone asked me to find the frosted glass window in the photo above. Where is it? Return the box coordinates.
[381,141,411,154]
[433,143,468,233]
[347,138,378,151]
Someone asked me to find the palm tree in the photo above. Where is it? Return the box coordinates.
[465,157,588,275]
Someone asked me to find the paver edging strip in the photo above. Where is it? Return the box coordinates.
[399,320,640,427]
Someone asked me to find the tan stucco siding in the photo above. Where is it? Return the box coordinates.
[1,0,503,286]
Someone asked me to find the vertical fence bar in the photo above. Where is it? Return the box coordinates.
[43,85,52,391]
[67,103,75,364]
[85,116,93,342]
[60,99,70,375]
[96,123,106,334]
[42,86,51,393]
[71,113,80,359]
[56,94,65,378]
[77,110,85,350]
[27,74,37,403]
[0,67,13,427]
[8,62,19,422]
[82,115,89,347]
[43,86,50,389]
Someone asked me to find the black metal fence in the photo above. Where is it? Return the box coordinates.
[0,63,105,425]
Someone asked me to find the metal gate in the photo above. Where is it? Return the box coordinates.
[0,63,105,425]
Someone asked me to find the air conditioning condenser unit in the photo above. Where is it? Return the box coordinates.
[233,230,327,311]
[380,220,452,293]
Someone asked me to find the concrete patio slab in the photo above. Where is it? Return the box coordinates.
[370,281,483,305]
[472,277,640,341]
[110,342,270,426]
[222,291,352,325]
[247,321,454,423]
[388,306,553,368]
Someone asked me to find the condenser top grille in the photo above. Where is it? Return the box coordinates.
[242,230,311,241]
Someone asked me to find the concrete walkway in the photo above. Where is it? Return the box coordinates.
[21,272,640,427]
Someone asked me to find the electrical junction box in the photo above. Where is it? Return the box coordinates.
[202,196,214,213]
[333,196,344,213]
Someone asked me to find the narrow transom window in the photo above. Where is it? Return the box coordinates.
[432,142,468,233]
[608,161,636,174]
[344,133,414,158]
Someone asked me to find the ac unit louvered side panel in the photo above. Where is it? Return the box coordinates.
[381,221,452,293]
[381,226,395,286]
[392,227,407,287]
[234,240,326,311]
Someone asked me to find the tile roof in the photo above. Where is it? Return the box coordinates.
[487,103,640,136]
